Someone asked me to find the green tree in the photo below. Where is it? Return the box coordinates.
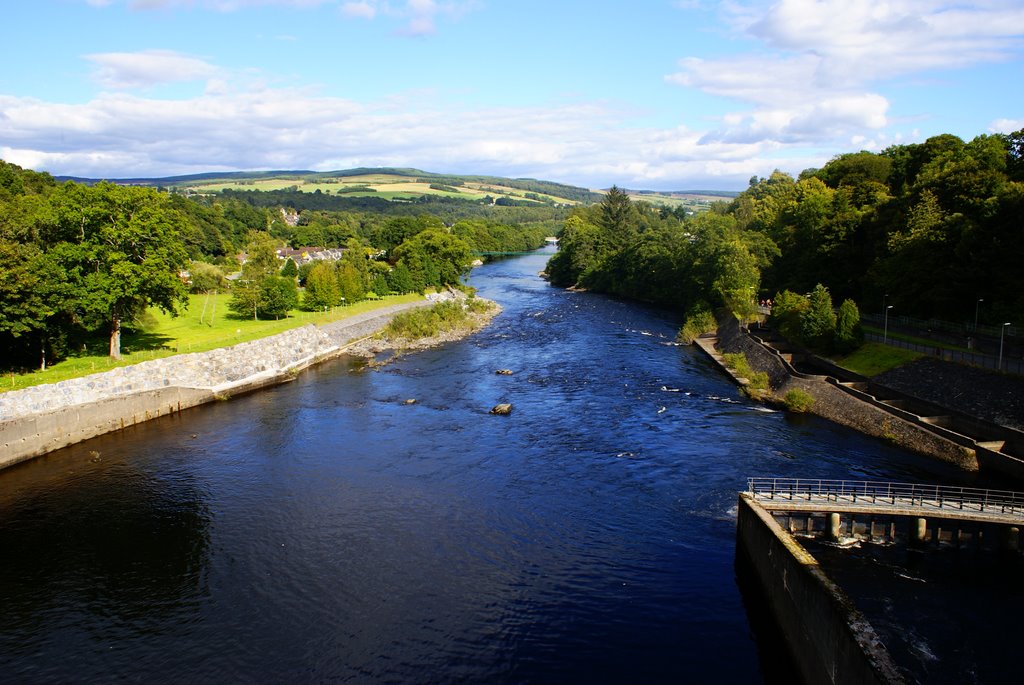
[259,276,298,319]
[188,261,226,294]
[835,299,863,353]
[303,261,340,310]
[388,263,415,294]
[47,182,190,360]
[337,261,365,303]
[229,232,282,320]
[801,284,837,350]
[392,228,472,287]
[280,257,298,278]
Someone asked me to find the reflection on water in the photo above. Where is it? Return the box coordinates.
[0,248,988,682]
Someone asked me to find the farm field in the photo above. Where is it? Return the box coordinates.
[180,172,578,205]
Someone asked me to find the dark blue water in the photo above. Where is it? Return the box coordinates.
[0,249,978,683]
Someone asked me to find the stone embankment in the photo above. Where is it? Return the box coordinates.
[699,312,1024,479]
[0,293,480,470]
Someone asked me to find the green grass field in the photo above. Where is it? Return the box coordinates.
[833,342,922,377]
[2,292,423,393]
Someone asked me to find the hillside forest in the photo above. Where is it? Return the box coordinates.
[548,130,1024,346]
[2,128,1021,371]
[0,163,558,369]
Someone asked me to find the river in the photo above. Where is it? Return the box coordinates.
[0,248,983,682]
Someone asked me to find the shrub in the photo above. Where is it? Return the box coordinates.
[677,308,717,343]
[722,352,769,391]
[783,389,815,413]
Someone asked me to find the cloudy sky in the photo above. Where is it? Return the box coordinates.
[2,1,1022,190]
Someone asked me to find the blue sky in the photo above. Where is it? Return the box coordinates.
[2,1,1022,190]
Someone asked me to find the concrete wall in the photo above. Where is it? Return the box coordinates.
[736,494,905,685]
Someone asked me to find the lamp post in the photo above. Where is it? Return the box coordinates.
[883,305,893,345]
[975,298,983,331]
[999,322,1011,371]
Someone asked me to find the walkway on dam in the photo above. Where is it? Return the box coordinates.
[747,477,1024,526]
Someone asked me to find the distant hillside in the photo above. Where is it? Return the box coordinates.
[56,168,606,206]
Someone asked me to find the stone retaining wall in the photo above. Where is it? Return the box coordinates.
[710,312,978,470]
[0,298,438,470]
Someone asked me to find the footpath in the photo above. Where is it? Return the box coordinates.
[0,296,447,470]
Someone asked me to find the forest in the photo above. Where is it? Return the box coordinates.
[548,130,1024,339]
[4,128,1021,372]
[0,162,552,370]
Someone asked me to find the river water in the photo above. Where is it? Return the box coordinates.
[0,248,986,682]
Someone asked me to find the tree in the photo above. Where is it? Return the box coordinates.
[259,276,298,319]
[801,284,837,350]
[387,263,415,294]
[597,186,637,247]
[47,182,190,360]
[280,257,298,278]
[337,261,365,303]
[229,232,283,320]
[188,261,226,294]
[391,228,472,287]
[303,261,339,310]
[835,299,863,353]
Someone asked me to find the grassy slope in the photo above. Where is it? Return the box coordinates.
[2,292,423,393]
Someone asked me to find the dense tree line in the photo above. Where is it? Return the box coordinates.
[0,160,553,371]
[548,130,1024,331]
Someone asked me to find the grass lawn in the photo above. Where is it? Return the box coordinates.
[2,292,423,393]
[833,342,923,377]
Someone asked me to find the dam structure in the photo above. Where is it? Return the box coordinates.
[736,478,1024,685]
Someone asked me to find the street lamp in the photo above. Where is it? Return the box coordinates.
[883,305,893,345]
[999,322,1011,371]
[975,298,984,331]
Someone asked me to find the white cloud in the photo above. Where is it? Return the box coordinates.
[0,88,805,188]
[341,1,375,19]
[990,118,1024,134]
[668,1,1024,149]
[85,50,220,89]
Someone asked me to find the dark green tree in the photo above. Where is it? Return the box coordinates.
[47,182,190,360]
[303,261,340,310]
[259,276,298,319]
[801,284,837,350]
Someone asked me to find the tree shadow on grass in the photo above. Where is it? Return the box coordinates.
[119,331,176,354]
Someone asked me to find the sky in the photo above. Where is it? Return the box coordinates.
[1,1,1022,190]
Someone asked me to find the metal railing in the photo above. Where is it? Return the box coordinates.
[747,477,1024,516]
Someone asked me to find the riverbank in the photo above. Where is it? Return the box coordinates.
[0,292,499,470]
[698,312,1024,479]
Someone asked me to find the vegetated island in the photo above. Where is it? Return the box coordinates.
[345,292,501,362]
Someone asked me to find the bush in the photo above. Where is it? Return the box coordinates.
[783,389,815,413]
[722,352,769,390]
[677,308,717,344]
